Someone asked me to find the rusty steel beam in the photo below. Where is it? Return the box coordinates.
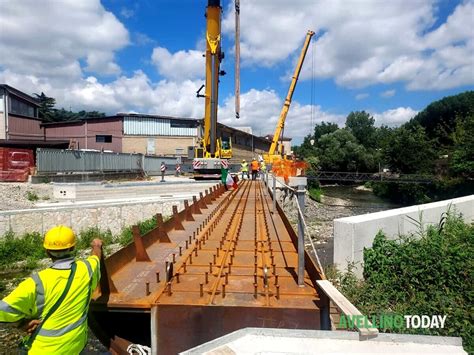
[89,181,327,354]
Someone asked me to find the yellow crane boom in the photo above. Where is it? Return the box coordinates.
[265,30,315,163]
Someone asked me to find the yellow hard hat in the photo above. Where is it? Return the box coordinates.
[242,159,246,162]
[44,225,76,250]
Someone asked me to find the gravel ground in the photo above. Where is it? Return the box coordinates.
[0,182,53,211]
[280,188,392,269]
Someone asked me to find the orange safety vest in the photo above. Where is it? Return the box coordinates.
[251,161,259,170]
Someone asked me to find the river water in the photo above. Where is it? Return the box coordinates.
[283,184,400,269]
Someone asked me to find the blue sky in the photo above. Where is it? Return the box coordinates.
[0,0,473,143]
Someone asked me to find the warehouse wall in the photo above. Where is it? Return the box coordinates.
[122,136,195,156]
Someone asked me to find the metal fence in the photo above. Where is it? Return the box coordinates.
[36,148,182,174]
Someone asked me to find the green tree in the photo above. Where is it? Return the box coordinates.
[314,121,339,141]
[345,111,376,148]
[34,92,56,122]
[411,91,474,146]
[384,124,436,174]
[317,129,376,172]
[450,114,474,178]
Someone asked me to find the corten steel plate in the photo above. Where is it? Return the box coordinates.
[89,181,329,354]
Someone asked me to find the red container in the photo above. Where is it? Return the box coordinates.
[0,148,34,182]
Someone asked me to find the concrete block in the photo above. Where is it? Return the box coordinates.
[10,212,43,235]
[288,177,307,188]
[53,184,77,199]
[72,208,99,233]
[98,207,122,234]
[43,211,72,232]
[334,195,474,278]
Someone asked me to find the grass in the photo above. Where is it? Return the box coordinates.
[308,187,322,202]
[25,191,39,202]
[0,214,166,272]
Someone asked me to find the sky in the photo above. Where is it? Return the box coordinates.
[0,0,473,144]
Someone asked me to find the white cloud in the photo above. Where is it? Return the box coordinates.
[355,93,369,100]
[120,7,135,19]
[372,107,418,126]
[151,47,204,81]
[219,89,345,143]
[0,0,129,81]
[222,0,474,91]
[380,89,396,98]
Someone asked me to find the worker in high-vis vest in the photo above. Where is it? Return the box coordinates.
[0,225,102,354]
[240,159,249,180]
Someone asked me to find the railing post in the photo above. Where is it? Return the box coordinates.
[272,174,276,214]
[296,184,306,287]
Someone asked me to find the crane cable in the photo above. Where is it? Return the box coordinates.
[310,36,315,136]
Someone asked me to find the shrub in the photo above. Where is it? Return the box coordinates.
[26,191,39,202]
[0,231,46,268]
[77,227,114,250]
[334,213,474,352]
[118,216,158,246]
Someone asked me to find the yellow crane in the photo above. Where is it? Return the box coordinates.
[193,0,232,178]
[263,30,315,164]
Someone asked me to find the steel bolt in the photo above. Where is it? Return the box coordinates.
[179,246,182,256]
[156,272,160,283]
[172,253,176,263]
[167,282,172,296]
[200,283,204,297]
[276,285,280,300]
[205,272,209,284]
[209,262,213,273]
[254,283,258,298]
[146,282,150,296]
[222,284,226,298]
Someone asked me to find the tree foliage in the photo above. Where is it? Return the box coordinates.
[450,114,474,178]
[411,91,474,146]
[345,111,376,148]
[314,121,339,141]
[34,92,106,122]
[384,124,436,174]
[316,129,376,172]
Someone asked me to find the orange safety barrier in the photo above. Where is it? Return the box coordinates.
[271,157,307,183]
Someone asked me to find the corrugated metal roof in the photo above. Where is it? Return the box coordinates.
[124,117,198,136]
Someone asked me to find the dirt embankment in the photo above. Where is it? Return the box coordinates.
[280,189,389,269]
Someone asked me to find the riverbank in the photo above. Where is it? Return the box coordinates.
[281,185,400,269]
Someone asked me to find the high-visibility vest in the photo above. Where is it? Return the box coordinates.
[261,162,267,172]
[0,256,100,354]
[251,160,259,170]
[241,162,248,172]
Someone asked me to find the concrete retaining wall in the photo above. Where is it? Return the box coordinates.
[334,195,474,278]
[0,199,186,237]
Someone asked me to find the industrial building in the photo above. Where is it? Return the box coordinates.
[43,113,271,161]
[0,84,42,141]
[0,84,275,163]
